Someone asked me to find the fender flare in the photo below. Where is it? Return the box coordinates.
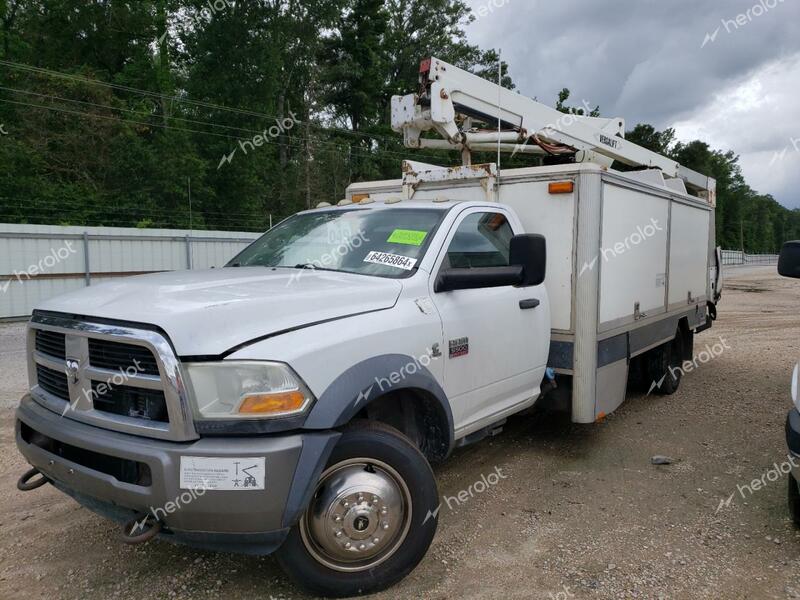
[303,353,455,452]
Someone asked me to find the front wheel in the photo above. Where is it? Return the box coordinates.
[276,421,439,597]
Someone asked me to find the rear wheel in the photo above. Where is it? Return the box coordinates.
[646,333,684,395]
[276,421,439,597]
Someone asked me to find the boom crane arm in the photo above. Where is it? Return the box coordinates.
[390,57,715,201]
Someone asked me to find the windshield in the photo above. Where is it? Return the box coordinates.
[227,207,447,279]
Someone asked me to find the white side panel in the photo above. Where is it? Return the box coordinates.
[668,203,711,306]
[599,185,669,325]
[499,182,575,332]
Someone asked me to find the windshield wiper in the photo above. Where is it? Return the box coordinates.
[271,263,341,273]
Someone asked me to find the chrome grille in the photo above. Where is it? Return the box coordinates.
[88,338,160,376]
[27,313,197,442]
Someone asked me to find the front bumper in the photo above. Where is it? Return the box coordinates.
[16,394,339,555]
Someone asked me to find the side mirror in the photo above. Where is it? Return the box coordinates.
[435,266,523,293]
[779,241,800,279]
[510,234,547,286]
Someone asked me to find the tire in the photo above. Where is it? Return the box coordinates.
[788,475,800,527]
[646,333,684,395]
[276,421,439,597]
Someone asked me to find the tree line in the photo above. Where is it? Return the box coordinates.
[0,0,797,252]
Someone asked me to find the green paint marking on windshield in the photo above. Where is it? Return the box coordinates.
[387,229,428,246]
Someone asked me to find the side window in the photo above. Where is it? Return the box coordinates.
[444,212,514,269]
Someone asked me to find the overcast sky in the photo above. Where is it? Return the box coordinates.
[464,0,800,208]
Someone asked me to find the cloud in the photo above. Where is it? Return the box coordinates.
[673,55,800,208]
[463,0,800,208]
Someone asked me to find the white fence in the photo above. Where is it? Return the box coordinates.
[721,249,780,267]
[0,224,260,320]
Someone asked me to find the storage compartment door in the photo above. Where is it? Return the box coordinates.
[668,203,710,309]
[598,185,669,328]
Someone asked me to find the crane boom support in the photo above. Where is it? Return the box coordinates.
[391,57,715,201]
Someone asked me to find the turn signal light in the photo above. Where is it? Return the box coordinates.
[548,181,574,194]
[239,391,307,415]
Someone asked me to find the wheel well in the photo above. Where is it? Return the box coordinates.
[354,389,451,464]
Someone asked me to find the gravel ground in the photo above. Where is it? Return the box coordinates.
[1,265,799,599]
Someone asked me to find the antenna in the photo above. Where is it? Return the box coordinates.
[497,50,502,199]
[497,50,502,174]
[188,176,192,233]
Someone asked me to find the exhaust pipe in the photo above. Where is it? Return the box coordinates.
[120,513,162,545]
[17,467,49,491]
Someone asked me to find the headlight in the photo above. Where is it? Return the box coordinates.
[185,361,315,420]
[793,363,799,413]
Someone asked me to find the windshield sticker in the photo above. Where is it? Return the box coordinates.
[363,251,417,271]
[387,229,428,246]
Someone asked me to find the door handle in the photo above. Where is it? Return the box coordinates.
[519,298,540,310]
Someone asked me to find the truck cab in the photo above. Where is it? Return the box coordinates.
[15,197,549,597]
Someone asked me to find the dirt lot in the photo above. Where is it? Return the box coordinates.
[1,266,799,599]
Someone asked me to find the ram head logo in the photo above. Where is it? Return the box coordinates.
[65,359,81,385]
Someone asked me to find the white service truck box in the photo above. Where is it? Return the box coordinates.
[347,160,720,423]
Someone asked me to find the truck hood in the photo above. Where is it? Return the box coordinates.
[37,268,402,356]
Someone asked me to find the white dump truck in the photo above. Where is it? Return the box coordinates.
[15,58,721,597]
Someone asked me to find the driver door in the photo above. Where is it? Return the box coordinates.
[430,208,550,434]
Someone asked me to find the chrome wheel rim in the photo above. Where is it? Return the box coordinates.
[300,458,412,572]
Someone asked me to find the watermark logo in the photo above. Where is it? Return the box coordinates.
[701,28,722,48]
[647,336,730,396]
[157,1,234,46]
[715,454,799,514]
[423,467,508,524]
[373,348,438,393]
[578,218,663,277]
[0,123,7,136]
[473,0,513,20]
[1,241,78,294]
[218,111,300,169]
[354,347,440,410]
[129,478,212,535]
[769,135,800,166]
[192,0,234,25]
[286,228,370,286]
[61,358,145,416]
[547,586,575,600]
[513,98,597,158]
[701,0,786,48]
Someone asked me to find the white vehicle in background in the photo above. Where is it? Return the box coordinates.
[778,241,800,524]
[15,58,721,597]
